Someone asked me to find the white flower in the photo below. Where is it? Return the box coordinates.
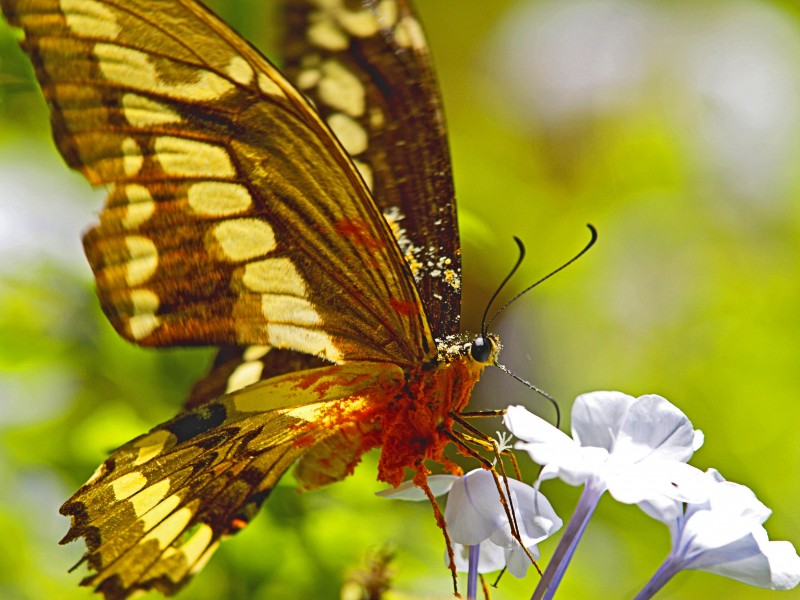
[639,469,800,591]
[504,391,708,504]
[378,469,562,577]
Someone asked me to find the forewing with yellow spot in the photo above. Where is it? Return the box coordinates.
[1,0,434,366]
[187,0,462,402]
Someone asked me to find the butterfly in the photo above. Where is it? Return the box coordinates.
[1,0,501,597]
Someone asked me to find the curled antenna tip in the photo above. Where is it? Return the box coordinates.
[512,236,526,256]
[486,225,598,332]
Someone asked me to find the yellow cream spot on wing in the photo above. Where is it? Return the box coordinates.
[142,504,193,548]
[95,44,235,101]
[311,0,342,10]
[242,345,271,361]
[190,540,220,575]
[232,386,321,413]
[124,236,158,285]
[394,16,427,50]
[375,0,399,29]
[123,183,153,203]
[133,430,172,466]
[127,313,161,340]
[267,324,340,362]
[85,462,106,485]
[242,258,307,295]
[154,137,235,177]
[187,182,252,216]
[121,137,143,176]
[369,106,385,128]
[352,159,373,191]
[225,361,265,393]
[121,93,181,127]
[225,56,254,86]
[130,289,160,313]
[336,9,379,37]
[212,219,276,262]
[131,479,171,517]
[111,472,147,500]
[62,0,120,38]
[262,296,321,326]
[296,68,321,90]
[327,113,367,155]
[177,523,214,568]
[257,72,285,97]
[307,16,349,51]
[140,493,182,531]
[122,184,155,229]
[318,60,365,117]
[96,43,154,88]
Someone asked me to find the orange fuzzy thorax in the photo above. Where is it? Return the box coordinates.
[377,355,487,487]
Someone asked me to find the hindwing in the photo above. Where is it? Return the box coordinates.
[60,362,405,598]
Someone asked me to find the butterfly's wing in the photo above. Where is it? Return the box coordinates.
[283,0,461,338]
[185,0,460,406]
[183,345,326,408]
[1,0,435,367]
[60,362,405,599]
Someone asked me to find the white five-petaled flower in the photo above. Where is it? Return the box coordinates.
[505,391,710,600]
[636,468,800,595]
[378,468,562,577]
[504,391,708,504]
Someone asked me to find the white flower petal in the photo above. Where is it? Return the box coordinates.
[638,496,683,525]
[504,539,540,578]
[694,538,800,590]
[762,541,800,590]
[608,461,710,505]
[571,391,635,449]
[614,395,698,463]
[653,469,800,591]
[445,470,508,544]
[683,511,759,555]
[504,405,573,446]
[451,540,507,574]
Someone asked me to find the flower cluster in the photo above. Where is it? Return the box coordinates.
[381,391,800,600]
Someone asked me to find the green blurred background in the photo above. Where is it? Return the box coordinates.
[2,1,799,598]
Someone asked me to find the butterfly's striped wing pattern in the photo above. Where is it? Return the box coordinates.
[189,0,463,407]
[1,0,492,598]
[3,0,434,364]
[283,0,462,337]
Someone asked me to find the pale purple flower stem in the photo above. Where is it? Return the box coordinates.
[533,481,605,600]
[467,544,480,600]
[632,555,681,600]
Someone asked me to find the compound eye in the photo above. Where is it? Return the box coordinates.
[470,336,493,363]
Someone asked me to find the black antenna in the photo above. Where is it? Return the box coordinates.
[480,237,526,339]
[486,224,597,332]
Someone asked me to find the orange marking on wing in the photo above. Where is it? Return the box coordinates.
[293,434,317,449]
[335,218,386,252]
[389,298,417,317]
